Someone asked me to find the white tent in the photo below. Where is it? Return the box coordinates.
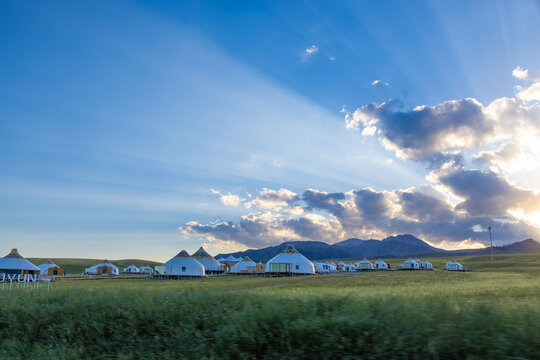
[87,260,119,275]
[265,244,315,275]
[223,255,237,262]
[413,258,423,268]
[345,263,357,271]
[38,260,64,276]
[336,262,347,271]
[314,262,336,274]
[422,260,433,270]
[0,249,40,275]
[399,258,420,270]
[356,258,374,271]
[235,257,244,261]
[374,259,389,270]
[164,250,205,277]
[445,260,464,271]
[216,257,225,262]
[123,264,140,274]
[192,247,222,272]
[230,257,257,273]
[139,265,153,274]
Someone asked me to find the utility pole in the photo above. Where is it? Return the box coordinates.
[489,226,494,263]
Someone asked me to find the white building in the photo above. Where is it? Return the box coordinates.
[356,258,374,271]
[374,259,389,270]
[192,247,222,273]
[0,249,40,276]
[123,264,140,274]
[445,260,464,271]
[422,260,433,270]
[230,257,257,273]
[265,244,315,275]
[399,258,420,270]
[139,265,153,274]
[38,260,64,276]
[164,250,205,277]
[314,262,337,274]
[86,260,119,275]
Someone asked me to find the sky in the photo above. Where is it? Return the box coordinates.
[1,0,540,261]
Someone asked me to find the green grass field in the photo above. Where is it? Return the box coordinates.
[2,253,540,359]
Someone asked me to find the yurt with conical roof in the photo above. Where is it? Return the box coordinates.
[374,259,389,270]
[86,260,119,275]
[356,258,374,271]
[314,262,336,274]
[0,249,40,276]
[422,260,433,270]
[230,256,257,274]
[192,247,222,274]
[139,265,154,275]
[336,262,347,271]
[399,258,420,270]
[264,244,315,275]
[163,250,205,278]
[445,260,464,271]
[38,260,64,276]
[123,264,140,274]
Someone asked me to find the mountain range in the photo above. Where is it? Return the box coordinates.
[216,234,540,262]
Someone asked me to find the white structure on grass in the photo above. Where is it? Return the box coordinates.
[374,259,389,270]
[86,260,119,275]
[164,250,205,277]
[314,262,337,274]
[0,249,40,276]
[124,264,140,274]
[230,257,257,273]
[400,258,420,270]
[422,260,433,270]
[139,265,153,274]
[356,258,374,271]
[192,247,222,272]
[265,244,315,275]
[445,260,464,271]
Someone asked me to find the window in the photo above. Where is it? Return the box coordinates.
[295,265,299,270]
[182,266,186,272]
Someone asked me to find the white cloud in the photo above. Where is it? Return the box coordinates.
[305,45,319,55]
[512,66,529,80]
[371,80,389,87]
[220,193,244,207]
[245,188,298,210]
[516,82,540,102]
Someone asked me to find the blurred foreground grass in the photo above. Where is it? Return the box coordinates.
[1,253,540,359]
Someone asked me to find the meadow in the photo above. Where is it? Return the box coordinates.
[2,253,540,359]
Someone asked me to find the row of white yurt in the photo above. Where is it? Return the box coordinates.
[124,264,140,274]
[265,244,315,275]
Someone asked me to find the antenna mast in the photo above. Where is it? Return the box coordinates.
[489,226,494,263]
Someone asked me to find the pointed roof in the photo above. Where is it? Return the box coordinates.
[280,244,300,255]
[4,248,22,259]
[43,259,55,265]
[192,247,214,260]
[223,255,237,261]
[0,249,40,271]
[174,250,191,258]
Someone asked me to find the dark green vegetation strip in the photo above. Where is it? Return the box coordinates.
[1,254,539,359]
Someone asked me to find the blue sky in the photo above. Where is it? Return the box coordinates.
[1,1,540,261]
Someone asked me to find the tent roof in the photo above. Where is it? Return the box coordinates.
[0,249,40,271]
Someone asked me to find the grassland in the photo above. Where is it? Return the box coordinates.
[2,253,540,359]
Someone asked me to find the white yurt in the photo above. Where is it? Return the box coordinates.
[123,264,140,274]
[445,260,464,271]
[235,256,244,261]
[230,256,257,273]
[192,247,222,272]
[345,263,357,271]
[164,250,205,277]
[139,265,154,274]
[337,262,347,271]
[265,244,315,275]
[374,259,389,270]
[356,258,374,271]
[400,258,420,270]
[422,260,433,270]
[314,262,337,274]
[0,249,40,276]
[38,260,64,276]
[413,258,423,268]
[216,257,225,262]
[87,260,119,275]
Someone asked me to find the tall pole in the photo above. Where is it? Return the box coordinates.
[489,226,494,263]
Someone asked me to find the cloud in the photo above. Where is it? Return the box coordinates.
[371,80,389,87]
[475,143,522,170]
[512,66,529,80]
[220,193,244,207]
[245,188,298,210]
[516,82,540,102]
[304,45,319,57]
